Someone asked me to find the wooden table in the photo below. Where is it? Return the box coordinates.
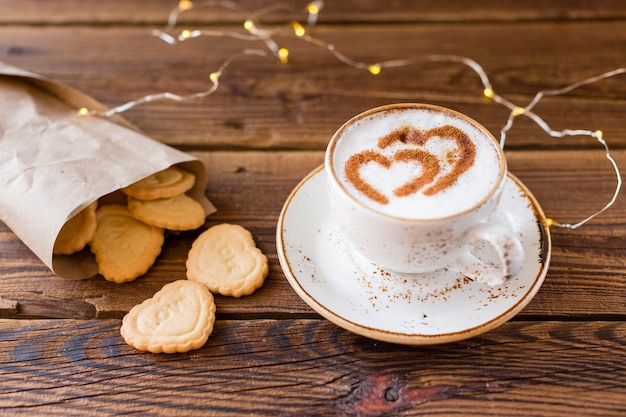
[2,1,626,415]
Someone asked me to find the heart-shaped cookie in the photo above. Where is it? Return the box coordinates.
[345,125,476,204]
[120,280,216,353]
[186,223,268,298]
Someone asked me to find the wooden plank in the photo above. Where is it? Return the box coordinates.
[0,149,625,319]
[1,22,625,150]
[1,0,626,24]
[1,3,624,415]
[1,318,625,415]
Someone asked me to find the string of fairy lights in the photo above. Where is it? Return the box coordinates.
[80,0,624,230]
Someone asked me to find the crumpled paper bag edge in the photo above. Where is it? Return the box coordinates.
[0,61,216,279]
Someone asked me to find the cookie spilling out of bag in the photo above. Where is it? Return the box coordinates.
[90,204,165,284]
[53,165,208,283]
[120,223,268,353]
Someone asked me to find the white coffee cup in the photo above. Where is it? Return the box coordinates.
[325,103,524,286]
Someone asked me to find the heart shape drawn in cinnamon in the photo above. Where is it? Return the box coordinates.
[120,280,216,353]
[345,149,440,205]
[344,125,476,204]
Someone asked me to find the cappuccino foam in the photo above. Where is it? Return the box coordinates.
[329,106,504,219]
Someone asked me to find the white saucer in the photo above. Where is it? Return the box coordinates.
[276,165,551,345]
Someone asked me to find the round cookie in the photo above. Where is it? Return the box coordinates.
[53,201,98,255]
[127,194,206,231]
[90,204,164,283]
[122,166,195,200]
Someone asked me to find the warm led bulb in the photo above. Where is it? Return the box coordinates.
[278,48,289,63]
[181,29,192,39]
[178,0,193,11]
[78,107,90,116]
[307,3,320,15]
[292,21,306,37]
[209,72,219,83]
[512,107,525,116]
[483,87,494,98]
[368,64,381,75]
[244,20,255,32]
[594,129,604,139]
[545,217,554,227]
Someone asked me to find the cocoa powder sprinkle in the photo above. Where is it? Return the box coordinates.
[392,149,440,197]
[344,124,476,204]
[344,150,391,205]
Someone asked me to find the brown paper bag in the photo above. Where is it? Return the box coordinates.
[0,62,216,279]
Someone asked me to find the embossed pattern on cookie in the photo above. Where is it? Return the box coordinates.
[186,223,268,297]
[120,280,216,353]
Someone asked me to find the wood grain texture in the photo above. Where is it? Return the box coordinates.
[1,2,626,415]
[1,150,625,320]
[1,0,626,24]
[2,22,625,150]
[1,319,625,416]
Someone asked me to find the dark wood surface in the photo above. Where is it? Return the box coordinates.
[1,1,626,415]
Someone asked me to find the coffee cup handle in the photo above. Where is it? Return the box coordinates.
[448,223,525,286]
